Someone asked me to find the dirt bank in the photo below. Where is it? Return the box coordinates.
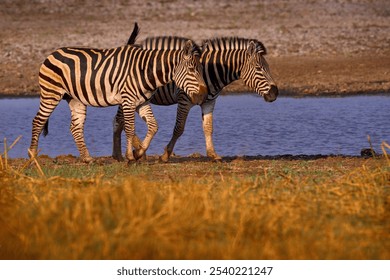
[1,0,390,96]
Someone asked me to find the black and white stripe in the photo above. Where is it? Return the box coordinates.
[29,33,207,163]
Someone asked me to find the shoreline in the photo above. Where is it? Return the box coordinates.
[5,153,383,164]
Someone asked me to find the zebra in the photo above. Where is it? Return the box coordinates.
[29,31,208,163]
[112,36,278,162]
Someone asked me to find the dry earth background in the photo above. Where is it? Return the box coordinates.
[1,0,390,96]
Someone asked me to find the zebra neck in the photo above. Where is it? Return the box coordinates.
[202,49,244,94]
[140,49,180,91]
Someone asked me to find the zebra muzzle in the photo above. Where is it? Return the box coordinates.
[264,85,278,102]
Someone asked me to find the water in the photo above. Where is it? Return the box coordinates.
[0,95,389,159]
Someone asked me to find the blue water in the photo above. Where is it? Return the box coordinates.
[0,95,389,158]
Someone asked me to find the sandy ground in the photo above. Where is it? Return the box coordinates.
[1,0,390,96]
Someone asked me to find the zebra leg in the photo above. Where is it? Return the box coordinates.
[112,105,124,161]
[160,95,193,163]
[29,95,62,158]
[67,99,93,163]
[112,105,144,161]
[133,104,158,160]
[121,100,137,163]
[132,134,143,159]
[201,99,221,161]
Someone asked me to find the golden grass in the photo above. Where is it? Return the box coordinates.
[0,143,389,260]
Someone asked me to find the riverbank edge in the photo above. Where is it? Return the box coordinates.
[5,153,385,165]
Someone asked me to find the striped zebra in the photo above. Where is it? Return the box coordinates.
[113,37,278,162]
[29,32,207,163]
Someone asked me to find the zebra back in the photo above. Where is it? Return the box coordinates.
[202,37,267,54]
[143,36,202,56]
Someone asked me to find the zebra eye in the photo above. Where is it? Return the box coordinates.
[255,65,263,72]
[188,66,196,73]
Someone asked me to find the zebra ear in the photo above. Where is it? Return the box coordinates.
[202,41,209,50]
[248,41,257,56]
[183,40,194,57]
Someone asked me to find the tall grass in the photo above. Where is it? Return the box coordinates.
[0,142,389,259]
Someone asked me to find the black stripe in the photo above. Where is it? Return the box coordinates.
[147,50,160,89]
[205,52,220,91]
[114,47,130,92]
[137,50,150,91]
[57,48,87,103]
[39,70,64,90]
[216,51,226,85]
[98,50,117,105]
[70,49,90,102]
[45,52,71,93]
[82,48,105,106]
[39,83,63,97]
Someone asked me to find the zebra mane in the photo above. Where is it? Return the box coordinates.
[142,36,201,55]
[202,37,267,54]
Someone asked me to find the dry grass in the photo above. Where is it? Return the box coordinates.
[0,143,389,260]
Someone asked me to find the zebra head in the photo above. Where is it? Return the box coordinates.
[173,40,208,105]
[241,40,278,102]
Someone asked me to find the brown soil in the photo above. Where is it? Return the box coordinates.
[1,0,390,97]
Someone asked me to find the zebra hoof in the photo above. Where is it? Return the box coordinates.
[82,156,94,164]
[127,159,138,166]
[208,153,222,162]
[159,153,170,163]
[159,147,172,163]
[159,156,168,163]
[212,157,222,162]
[113,154,124,162]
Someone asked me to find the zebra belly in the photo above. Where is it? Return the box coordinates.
[66,87,122,107]
[105,91,122,106]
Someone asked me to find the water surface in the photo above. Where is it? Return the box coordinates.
[0,95,389,158]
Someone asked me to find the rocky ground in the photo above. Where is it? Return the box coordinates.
[1,0,390,96]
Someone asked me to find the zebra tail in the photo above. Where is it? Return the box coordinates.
[43,120,49,137]
[127,22,140,45]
